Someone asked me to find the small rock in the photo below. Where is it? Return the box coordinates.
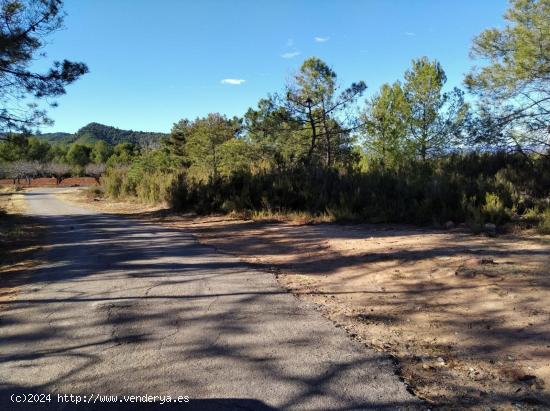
[484,223,497,236]
[518,374,537,383]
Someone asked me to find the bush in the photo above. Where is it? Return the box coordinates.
[463,196,484,233]
[538,209,550,235]
[100,150,550,229]
[102,167,128,199]
[102,163,180,205]
[481,192,509,225]
[85,186,104,200]
[133,170,177,204]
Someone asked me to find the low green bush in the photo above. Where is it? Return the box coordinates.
[99,150,550,230]
[538,209,550,235]
[481,192,509,225]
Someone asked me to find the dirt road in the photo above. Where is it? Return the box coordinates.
[0,188,420,410]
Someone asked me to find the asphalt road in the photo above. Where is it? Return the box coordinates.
[0,188,420,410]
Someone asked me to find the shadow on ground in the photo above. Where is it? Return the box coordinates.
[0,192,423,410]
[3,190,549,409]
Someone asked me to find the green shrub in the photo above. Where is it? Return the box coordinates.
[463,196,484,233]
[134,171,176,204]
[481,192,509,225]
[101,167,128,199]
[100,150,550,228]
[102,163,180,205]
[538,209,550,235]
[521,207,541,226]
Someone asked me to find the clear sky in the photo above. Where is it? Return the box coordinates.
[38,0,509,133]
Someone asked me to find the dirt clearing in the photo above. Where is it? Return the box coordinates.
[59,189,550,409]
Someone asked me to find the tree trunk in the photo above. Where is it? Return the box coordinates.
[306,104,317,166]
[323,120,332,167]
[212,144,218,181]
[321,102,332,168]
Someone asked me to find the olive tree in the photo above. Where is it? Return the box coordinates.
[85,163,106,184]
[45,162,70,185]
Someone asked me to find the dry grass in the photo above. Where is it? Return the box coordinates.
[0,187,46,304]
[55,187,167,214]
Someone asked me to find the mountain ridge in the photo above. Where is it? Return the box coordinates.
[36,122,168,148]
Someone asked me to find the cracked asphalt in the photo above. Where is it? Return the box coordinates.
[0,188,421,410]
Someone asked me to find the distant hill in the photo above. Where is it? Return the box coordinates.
[34,132,74,144]
[35,123,168,148]
[74,123,167,148]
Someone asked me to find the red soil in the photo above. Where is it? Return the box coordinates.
[0,177,98,187]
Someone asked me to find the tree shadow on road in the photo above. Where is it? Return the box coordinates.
[0,203,424,410]
[3,193,549,409]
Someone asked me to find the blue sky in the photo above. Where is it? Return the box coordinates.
[39,0,509,133]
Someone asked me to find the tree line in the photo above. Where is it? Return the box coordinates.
[1,0,549,232]
[0,134,141,184]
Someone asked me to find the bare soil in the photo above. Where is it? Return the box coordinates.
[58,189,550,409]
[0,177,98,187]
